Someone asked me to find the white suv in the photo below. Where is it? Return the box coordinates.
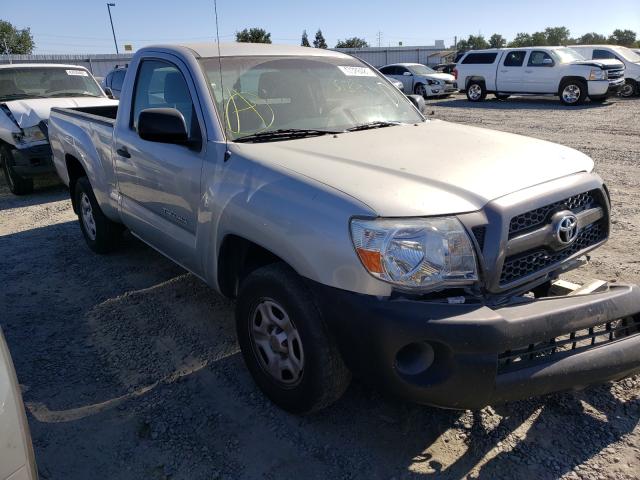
[454,47,625,105]
[572,45,640,97]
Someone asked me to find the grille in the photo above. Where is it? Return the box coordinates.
[498,316,640,373]
[605,67,624,80]
[509,190,599,239]
[500,222,606,285]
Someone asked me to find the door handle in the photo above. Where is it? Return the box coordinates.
[116,146,131,158]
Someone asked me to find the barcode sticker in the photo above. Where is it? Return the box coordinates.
[337,66,376,77]
[66,69,89,76]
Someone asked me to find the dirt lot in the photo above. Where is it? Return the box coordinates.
[1,94,639,480]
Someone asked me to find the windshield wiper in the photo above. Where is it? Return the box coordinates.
[47,92,101,98]
[345,121,401,132]
[234,128,341,143]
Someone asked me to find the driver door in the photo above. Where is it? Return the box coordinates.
[114,57,205,272]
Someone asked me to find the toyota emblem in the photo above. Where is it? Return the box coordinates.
[555,214,579,245]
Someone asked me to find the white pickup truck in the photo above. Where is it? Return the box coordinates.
[48,42,640,414]
[455,47,625,105]
[0,63,117,194]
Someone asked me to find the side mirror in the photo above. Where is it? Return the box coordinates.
[406,94,425,112]
[138,108,189,145]
[542,58,554,66]
[104,87,114,99]
[403,71,413,76]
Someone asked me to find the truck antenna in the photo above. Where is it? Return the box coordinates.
[213,0,230,161]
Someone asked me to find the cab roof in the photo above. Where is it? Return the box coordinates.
[144,42,352,59]
[0,63,90,70]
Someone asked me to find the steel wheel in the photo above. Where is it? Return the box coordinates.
[620,80,636,98]
[80,192,97,241]
[468,84,482,100]
[250,298,304,386]
[562,84,581,104]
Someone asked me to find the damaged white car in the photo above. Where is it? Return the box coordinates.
[0,64,117,194]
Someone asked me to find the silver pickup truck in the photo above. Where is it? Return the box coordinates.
[48,42,640,414]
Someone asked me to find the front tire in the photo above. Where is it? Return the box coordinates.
[466,81,486,102]
[559,79,587,105]
[74,176,122,253]
[619,79,638,98]
[1,145,34,195]
[236,263,351,414]
[414,83,427,98]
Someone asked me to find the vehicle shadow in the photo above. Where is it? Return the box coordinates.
[0,175,67,211]
[430,97,612,110]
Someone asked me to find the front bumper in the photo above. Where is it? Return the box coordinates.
[10,144,54,177]
[313,282,640,409]
[427,83,458,96]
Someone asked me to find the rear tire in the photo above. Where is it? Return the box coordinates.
[466,81,486,102]
[619,79,638,98]
[559,79,587,106]
[1,145,34,195]
[236,263,351,414]
[74,176,122,253]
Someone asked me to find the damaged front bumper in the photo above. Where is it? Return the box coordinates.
[9,144,55,177]
[314,280,640,409]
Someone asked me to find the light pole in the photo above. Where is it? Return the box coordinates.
[106,3,119,54]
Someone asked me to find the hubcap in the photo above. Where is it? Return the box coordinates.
[562,84,581,103]
[80,192,97,241]
[468,84,482,100]
[620,82,634,97]
[249,299,304,386]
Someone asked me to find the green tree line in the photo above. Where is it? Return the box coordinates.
[456,27,638,51]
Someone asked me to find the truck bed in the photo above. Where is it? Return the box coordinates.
[50,104,118,126]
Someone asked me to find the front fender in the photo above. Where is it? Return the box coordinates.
[198,143,392,296]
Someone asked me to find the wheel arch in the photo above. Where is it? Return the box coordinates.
[466,76,486,90]
[65,153,87,213]
[558,76,587,93]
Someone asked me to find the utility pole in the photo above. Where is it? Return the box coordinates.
[107,3,119,54]
[454,35,457,50]
[376,31,383,48]
[2,39,12,64]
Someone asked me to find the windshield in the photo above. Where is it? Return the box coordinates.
[613,46,640,63]
[553,48,585,63]
[408,64,436,75]
[199,55,423,141]
[0,67,103,101]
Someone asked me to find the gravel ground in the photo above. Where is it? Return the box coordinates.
[1,93,639,480]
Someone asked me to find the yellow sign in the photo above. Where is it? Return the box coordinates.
[124,44,133,52]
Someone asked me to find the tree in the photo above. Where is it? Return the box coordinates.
[235,28,271,44]
[609,29,637,46]
[301,30,310,47]
[313,29,327,49]
[489,33,506,49]
[0,19,34,54]
[545,26,570,45]
[335,37,368,48]
[508,32,533,47]
[455,34,489,52]
[531,31,547,46]
[578,32,608,44]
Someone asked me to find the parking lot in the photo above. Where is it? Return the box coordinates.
[1,94,639,480]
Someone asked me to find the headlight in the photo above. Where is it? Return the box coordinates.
[427,79,441,86]
[12,125,47,145]
[589,69,607,81]
[350,217,478,291]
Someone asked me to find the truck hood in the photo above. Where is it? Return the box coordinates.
[1,97,118,129]
[571,59,624,69]
[233,120,594,217]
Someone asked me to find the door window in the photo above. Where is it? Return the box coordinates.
[503,51,526,67]
[132,59,197,136]
[528,51,554,67]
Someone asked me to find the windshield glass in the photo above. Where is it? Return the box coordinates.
[408,64,436,75]
[0,67,103,101]
[199,55,423,141]
[553,48,585,63]
[613,46,640,63]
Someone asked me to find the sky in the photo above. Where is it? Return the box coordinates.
[3,0,640,54]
